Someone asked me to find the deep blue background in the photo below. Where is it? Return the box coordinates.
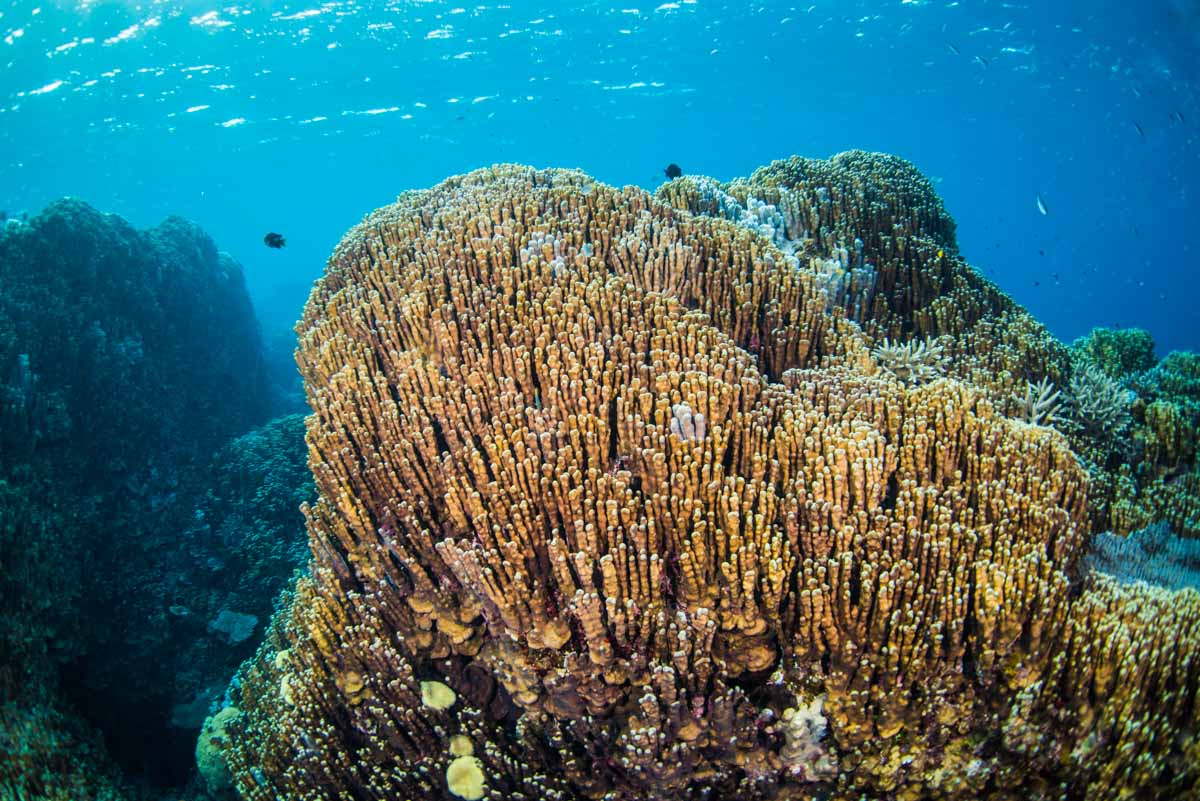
[2,0,1197,354]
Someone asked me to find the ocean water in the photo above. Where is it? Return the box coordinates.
[1,0,1197,354]
[3,3,1200,800]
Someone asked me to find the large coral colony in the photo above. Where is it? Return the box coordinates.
[209,152,1199,801]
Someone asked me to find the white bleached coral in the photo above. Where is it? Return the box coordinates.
[779,695,837,782]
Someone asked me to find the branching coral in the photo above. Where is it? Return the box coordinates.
[1014,376,1067,428]
[218,163,1200,801]
[1084,521,1200,592]
[870,336,948,385]
[1070,362,1133,435]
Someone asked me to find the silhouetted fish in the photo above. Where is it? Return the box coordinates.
[264,232,286,249]
[1133,122,1145,137]
[664,163,683,179]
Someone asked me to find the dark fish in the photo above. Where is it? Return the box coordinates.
[947,42,961,56]
[664,163,683,180]
[1038,249,1045,256]
[973,55,990,67]
[1170,110,1186,124]
[264,232,286,249]
[1133,121,1145,137]
[0,211,5,222]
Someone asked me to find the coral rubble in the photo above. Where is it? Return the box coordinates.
[217,159,1199,800]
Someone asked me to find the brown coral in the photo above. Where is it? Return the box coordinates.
[655,152,1073,418]
[221,163,1200,801]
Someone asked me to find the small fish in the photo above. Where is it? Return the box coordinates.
[0,211,5,222]
[1133,121,1145,137]
[946,42,961,56]
[973,55,990,67]
[1036,194,1048,216]
[936,248,944,259]
[663,163,683,180]
[264,232,286,249]
[1038,249,1045,256]
[1170,110,1186,124]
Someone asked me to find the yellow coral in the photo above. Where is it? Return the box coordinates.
[217,162,1199,801]
[420,680,456,710]
[446,755,486,800]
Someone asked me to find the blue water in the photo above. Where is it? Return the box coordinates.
[2,0,1197,354]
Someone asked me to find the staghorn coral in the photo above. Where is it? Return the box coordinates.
[1086,351,1200,534]
[870,336,948,385]
[1069,362,1133,436]
[220,163,1199,801]
[1014,375,1067,428]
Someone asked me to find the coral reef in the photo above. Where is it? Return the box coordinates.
[1070,326,1157,380]
[870,337,948,385]
[655,151,1074,411]
[196,705,243,797]
[1051,330,1200,535]
[190,413,314,599]
[219,161,1199,800]
[1014,376,1067,428]
[1084,521,1200,591]
[0,694,133,801]
[0,200,289,796]
[1067,362,1133,436]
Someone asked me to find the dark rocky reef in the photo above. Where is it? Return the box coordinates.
[0,200,308,799]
